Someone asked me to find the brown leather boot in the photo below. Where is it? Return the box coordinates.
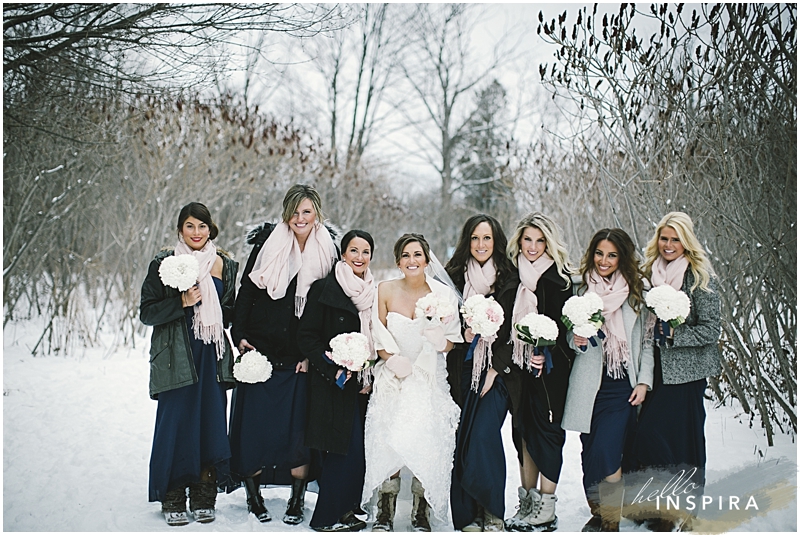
[372,478,400,532]
[598,479,624,532]
[410,477,431,532]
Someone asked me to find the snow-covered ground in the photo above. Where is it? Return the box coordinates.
[3,320,796,532]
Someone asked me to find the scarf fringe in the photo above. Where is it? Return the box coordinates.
[359,366,375,388]
[643,311,657,347]
[294,295,307,318]
[601,325,630,379]
[511,339,536,371]
[470,335,495,392]
[193,315,226,361]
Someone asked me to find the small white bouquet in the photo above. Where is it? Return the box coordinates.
[233,350,273,384]
[159,254,200,292]
[561,292,605,350]
[460,294,505,338]
[646,285,691,345]
[415,293,457,324]
[328,332,373,372]
[515,313,559,347]
[645,285,691,327]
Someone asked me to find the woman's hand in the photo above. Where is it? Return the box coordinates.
[464,327,475,344]
[296,358,309,373]
[238,339,256,354]
[573,335,589,348]
[335,369,352,384]
[658,322,674,339]
[480,367,499,398]
[181,285,202,308]
[530,354,546,371]
[629,384,648,406]
[359,384,372,395]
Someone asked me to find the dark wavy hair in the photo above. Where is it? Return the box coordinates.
[445,214,514,292]
[393,233,430,265]
[579,228,645,312]
[177,202,219,240]
[340,229,374,259]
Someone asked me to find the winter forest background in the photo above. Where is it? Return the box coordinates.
[3,3,796,526]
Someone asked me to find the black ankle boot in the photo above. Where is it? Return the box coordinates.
[243,476,271,522]
[283,477,307,525]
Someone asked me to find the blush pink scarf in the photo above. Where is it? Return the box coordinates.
[651,254,689,289]
[174,237,225,360]
[335,260,376,355]
[511,252,555,369]
[249,221,337,317]
[586,269,631,379]
[463,257,499,390]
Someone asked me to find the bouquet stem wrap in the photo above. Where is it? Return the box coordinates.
[532,345,553,377]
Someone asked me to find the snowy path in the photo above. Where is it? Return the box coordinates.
[3,323,796,532]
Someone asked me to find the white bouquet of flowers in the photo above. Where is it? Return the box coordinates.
[414,293,457,324]
[158,254,200,292]
[233,350,273,384]
[646,285,691,328]
[328,332,373,372]
[460,294,505,338]
[515,313,559,347]
[561,292,605,339]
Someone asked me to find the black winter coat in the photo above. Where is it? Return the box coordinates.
[446,271,522,411]
[520,262,575,423]
[140,248,238,399]
[297,271,369,454]
[232,223,303,365]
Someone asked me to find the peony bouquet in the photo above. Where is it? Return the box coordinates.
[159,254,200,292]
[645,285,691,345]
[328,332,373,372]
[561,292,606,351]
[514,313,558,376]
[233,350,273,384]
[414,293,456,324]
[460,294,505,338]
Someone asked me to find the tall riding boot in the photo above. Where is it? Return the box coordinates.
[598,479,625,532]
[189,466,217,523]
[410,477,431,532]
[162,486,189,526]
[372,477,401,532]
[284,477,307,525]
[243,475,271,523]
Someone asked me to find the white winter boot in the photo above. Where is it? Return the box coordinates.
[505,486,534,531]
[522,490,558,532]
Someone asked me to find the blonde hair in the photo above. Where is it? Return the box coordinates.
[643,212,714,292]
[281,184,325,224]
[507,212,573,287]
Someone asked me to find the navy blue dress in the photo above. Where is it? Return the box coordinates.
[451,367,510,529]
[149,277,231,502]
[580,369,636,499]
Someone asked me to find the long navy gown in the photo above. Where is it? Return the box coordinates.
[149,277,231,502]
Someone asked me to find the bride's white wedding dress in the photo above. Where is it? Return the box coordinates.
[362,277,462,523]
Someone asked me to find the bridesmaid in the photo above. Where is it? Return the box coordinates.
[445,214,519,532]
[629,212,721,531]
[503,213,575,532]
[561,228,653,532]
[297,230,375,532]
[229,184,337,525]
[140,202,238,525]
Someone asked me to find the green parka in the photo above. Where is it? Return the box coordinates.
[140,248,239,399]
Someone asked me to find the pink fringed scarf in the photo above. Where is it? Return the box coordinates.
[646,254,690,339]
[174,238,225,360]
[511,252,555,370]
[463,258,499,391]
[248,221,337,317]
[335,260,376,385]
[586,270,631,379]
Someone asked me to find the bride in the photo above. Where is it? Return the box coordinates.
[362,233,462,532]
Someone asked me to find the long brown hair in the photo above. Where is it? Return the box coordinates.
[579,228,645,312]
[445,214,514,292]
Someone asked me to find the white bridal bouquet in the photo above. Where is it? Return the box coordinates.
[414,293,457,324]
[645,285,691,328]
[233,350,273,384]
[460,294,505,338]
[328,332,373,372]
[515,313,559,347]
[561,292,605,347]
[158,254,200,292]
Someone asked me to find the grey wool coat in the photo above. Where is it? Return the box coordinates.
[561,292,654,434]
[658,270,722,384]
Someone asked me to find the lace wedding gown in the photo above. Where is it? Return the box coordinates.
[361,311,462,523]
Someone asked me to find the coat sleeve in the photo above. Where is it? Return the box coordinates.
[140,257,184,327]
[297,280,341,386]
[636,309,655,389]
[221,257,239,327]
[231,244,261,346]
[671,277,721,348]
